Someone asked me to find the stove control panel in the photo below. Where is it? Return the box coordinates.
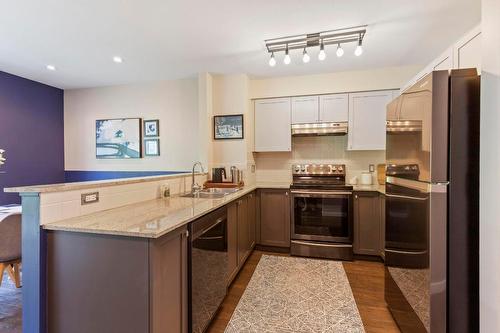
[292,164,346,175]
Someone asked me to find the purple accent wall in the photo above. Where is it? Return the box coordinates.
[0,71,64,205]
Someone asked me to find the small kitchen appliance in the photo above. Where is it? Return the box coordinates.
[211,167,226,183]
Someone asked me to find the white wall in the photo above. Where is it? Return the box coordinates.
[64,78,199,171]
[208,74,256,184]
[249,65,421,99]
[480,0,500,331]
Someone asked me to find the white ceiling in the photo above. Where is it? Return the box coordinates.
[0,0,481,89]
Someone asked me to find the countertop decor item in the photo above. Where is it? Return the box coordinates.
[144,139,160,156]
[96,118,142,159]
[377,164,386,185]
[214,114,243,140]
[360,172,373,185]
[143,119,159,137]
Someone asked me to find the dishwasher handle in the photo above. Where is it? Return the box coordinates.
[195,217,225,240]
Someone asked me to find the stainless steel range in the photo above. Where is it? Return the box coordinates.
[290,164,353,260]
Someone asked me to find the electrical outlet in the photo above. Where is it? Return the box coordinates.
[81,192,99,205]
[369,164,375,172]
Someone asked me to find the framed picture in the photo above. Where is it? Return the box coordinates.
[144,119,159,137]
[144,139,160,156]
[95,118,142,159]
[214,114,244,140]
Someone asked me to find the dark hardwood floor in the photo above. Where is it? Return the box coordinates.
[206,250,400,333]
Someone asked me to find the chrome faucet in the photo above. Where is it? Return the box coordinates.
[191,161,204,193]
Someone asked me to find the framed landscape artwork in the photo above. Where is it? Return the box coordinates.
[214,114,244,140]
[96,118,142,159]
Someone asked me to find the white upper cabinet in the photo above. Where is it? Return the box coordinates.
[291,96,319,124]
[319,94,349,122]
[254,98,292,152]
[348,91,393,151]
[401,25,481,92]
[455,27,481,73]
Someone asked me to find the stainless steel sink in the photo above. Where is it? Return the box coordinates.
[180,187,242,198]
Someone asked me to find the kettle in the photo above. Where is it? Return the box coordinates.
[212,167,226,183]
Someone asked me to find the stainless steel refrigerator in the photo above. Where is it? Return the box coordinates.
[384,69,480,333]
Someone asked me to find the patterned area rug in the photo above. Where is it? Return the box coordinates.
[225,255,365,333]
[388,266,430,331]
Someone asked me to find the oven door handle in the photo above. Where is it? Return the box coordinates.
[385,193,428,201]
[291,190,352,195]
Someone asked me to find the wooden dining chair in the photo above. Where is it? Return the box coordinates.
[0,213,22,288]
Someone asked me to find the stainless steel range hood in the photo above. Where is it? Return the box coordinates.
[291,122,348,136]
[386,120,423,133]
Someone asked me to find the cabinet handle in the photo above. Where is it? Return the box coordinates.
[249,194,253,198]
[355,195,358,199]
[285,192,289,196]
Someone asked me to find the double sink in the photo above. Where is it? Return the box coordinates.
[181,187,242,199]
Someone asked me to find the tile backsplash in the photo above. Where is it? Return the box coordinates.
[254,136,385,184]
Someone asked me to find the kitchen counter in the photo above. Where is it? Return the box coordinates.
[4,172,203,194]
[43,185,258,238]
[353,184,385,194]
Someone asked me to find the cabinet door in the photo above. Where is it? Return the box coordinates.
[455,29,481,73]
[433,48,454,71]
[348,91,393,150]
[237,197,249,264]
[150,226,188,333]
[247,192,256,250]
[380,194,386,258]
[259,189,290,248]
[227,202,239,285]
[291,96,319,124]
[353,192,381,256]
[254,98,292,152]
[319,94,348,122]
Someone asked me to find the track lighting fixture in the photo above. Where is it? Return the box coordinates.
[302,48,310,63]
[264,25,366,66]
[336,44,344,58]
[269,52,276,67]
[318,41,326,61]
[355,38,363,56]
[283,46,291,65]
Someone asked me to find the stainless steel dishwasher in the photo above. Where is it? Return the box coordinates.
[189,206,228,333]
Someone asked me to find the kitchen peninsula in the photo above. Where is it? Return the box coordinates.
[5,173,291,333]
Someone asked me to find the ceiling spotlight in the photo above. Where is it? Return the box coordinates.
[113,56,123,63]
[355,39,363,56]
[336,44,344,58]
[302,48,310,63]
[284,46,291,65]
[46,65,56,71]
[269,52,276,67]
[318,42,326,61]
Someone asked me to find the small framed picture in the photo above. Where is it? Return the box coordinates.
[144,119,159,137]
[214,114,244,140]
[144,139,160,156]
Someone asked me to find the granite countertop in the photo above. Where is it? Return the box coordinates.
[4,172,205,194]
[43,185,259,238]
[352,184,385,194]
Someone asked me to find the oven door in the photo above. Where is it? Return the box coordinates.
[291,190,352,243]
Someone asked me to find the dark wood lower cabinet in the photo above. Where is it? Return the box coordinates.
[353,191,382,256]
[380,193,386,258]
[227,191,257,285]
[257,188,290,248]
[46,226,188,333]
